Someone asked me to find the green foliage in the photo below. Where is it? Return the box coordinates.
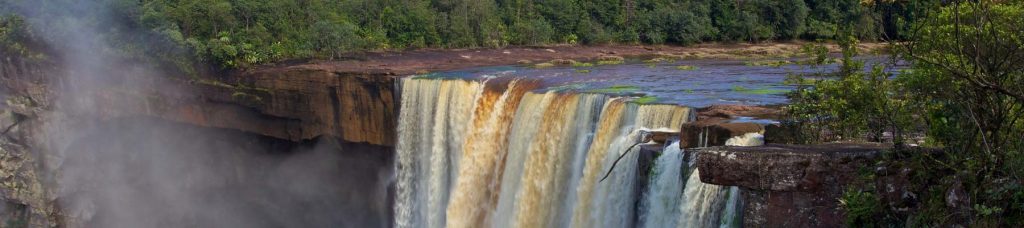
[510,17,554,45]
[787,1,1024,226]
[785,33,913,143]
[893,2,1024,225]
[800,42,833,65]
[839,188,881,227]
[0,15,45,60]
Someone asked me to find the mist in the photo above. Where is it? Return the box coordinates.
[60,118,391,227]
[4,1,392,227]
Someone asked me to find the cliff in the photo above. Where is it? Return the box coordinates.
[0,50,405,227]
[694,143,885,227]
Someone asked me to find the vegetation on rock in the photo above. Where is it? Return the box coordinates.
[785,1,1024,226]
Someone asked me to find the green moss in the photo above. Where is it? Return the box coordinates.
[732,85,788,95]
[534,62,556,68]
[575,69,591,73]
[596,60,624,65]
[411,72,444,79]
[644,57,673,63]
[745,60,794,67]
[572,62,594,67]
[675,65,698,70]
[744,88,788,95]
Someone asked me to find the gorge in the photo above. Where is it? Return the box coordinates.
[0,44,888,227]
[5,1,1020,226]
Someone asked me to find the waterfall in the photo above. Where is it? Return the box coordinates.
[446,79,534,228]
[395,79,483,228]
[395,77,735,228]
[675,133,763,228]
[509,92,606,228]
[638,141,685,228]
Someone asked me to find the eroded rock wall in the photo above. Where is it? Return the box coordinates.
[207,67,398,145]
[694,143,883,227]
[0,52,400,227]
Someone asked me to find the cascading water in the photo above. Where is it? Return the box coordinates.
[638,141,685,228]
[395,79,484,228]
[634,136,755,228]
[394,76,755,228]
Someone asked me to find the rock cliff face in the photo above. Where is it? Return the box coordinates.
[694,143,884,227]
[1,56,399,147]
[194,67,398,146]
[0,53,400,227]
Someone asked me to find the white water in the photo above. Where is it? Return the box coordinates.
[395,77,756,228]
[395,79,482,228]
[675,133,763,228]
[634,132,762,228]
[639,141,685,228]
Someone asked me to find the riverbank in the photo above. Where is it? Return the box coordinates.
[248,42,888,76]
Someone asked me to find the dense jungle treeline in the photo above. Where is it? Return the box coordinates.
[3,0,933,69]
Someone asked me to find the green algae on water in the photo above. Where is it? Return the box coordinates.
[732,85,788,95]
[588,85,640,93]
[631,96,658,104]
[675,65,698,70]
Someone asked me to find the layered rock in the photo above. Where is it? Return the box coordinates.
[195,67,398,145]
[677,104,781,149]
[0,52,401,227]
[694,143,885,227]
[679,118,765,148]
[1,55,398,147]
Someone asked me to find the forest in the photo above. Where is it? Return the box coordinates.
[3,0,932,68]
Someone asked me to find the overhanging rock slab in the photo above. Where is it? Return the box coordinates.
[693,143,887,227]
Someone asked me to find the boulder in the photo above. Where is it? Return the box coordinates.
[647,130,679,144]
[694,143,885,227]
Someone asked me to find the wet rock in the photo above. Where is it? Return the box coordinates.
[694,143,885,227]
[596,55,624,62]
[679,118,764,148]
[763,121,804,144]
[548,59,577,65]
[696,143,882,191]
[647,130,678,144]
[207,68,399,145]
[632,143,662,227]
[697,104,781,119]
